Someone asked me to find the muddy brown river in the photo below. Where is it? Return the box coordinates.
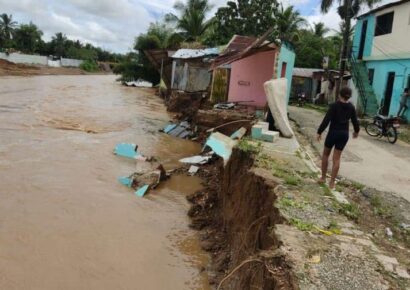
[0,75,210,290]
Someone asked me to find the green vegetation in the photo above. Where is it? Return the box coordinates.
[279,197,307,209]
[290,218,314,231]
[285,175,302,186]
[370,195,392,218]
[80,60,99,72]
[338,202,361,221]
[237,138,262,154]
[0,13,122,63]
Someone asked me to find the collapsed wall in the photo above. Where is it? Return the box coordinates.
[188,149,297,290]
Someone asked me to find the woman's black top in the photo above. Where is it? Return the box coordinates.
[317,101,360,134]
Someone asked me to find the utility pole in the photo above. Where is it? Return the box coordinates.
[336,0,352,98]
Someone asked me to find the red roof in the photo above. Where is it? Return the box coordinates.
[211,28,277,70]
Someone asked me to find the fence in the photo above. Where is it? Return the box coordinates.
[0,52,83,68]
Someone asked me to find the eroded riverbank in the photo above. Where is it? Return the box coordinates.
[0,75,210,290]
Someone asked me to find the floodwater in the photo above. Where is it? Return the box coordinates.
[0,75,210,290]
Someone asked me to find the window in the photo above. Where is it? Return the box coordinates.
[368,69,375,85]
[281,62,287,78]
[375,12,394,36]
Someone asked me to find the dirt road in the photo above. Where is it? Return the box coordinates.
[289,106,410,202]
[0,75,209,290]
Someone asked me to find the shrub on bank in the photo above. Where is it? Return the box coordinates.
[80,60,99,72]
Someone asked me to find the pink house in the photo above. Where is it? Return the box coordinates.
[228,50,276,107]
[211,33,295,108]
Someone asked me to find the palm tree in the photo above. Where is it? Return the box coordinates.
[0,14,17,40]
[0,14,17,48]
[320,0,381,95]
[312,22,330,38]
[165,0,214,42]
[274,4,306,43]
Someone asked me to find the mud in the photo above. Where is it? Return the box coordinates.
[187,149,297,290]
[0,75,211,290]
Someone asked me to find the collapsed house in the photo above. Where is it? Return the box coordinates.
[210,33,296,108]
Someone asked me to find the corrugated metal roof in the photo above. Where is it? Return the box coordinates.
[293,68,324,78]
[171,48,220,59]
[211,27,277,70]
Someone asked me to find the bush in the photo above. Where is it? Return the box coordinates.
[80,60,99,72]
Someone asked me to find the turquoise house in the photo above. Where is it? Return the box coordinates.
[351,0,410,119]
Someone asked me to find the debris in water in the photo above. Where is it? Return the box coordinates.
[188,165,199,175]
[162,121,192,139]
[204,132,237,162]
[179,155,211,165]
[118,165,168,197]
[135,185,150,197]
[114,143,141,159]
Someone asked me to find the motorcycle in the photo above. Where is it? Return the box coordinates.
[297,93,306,107]
[365,114,400,144]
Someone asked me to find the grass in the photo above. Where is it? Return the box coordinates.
[370,195,392,218]
[285,176,302,186]
[290,218,314,231]
[279,197,307,209]
[237,138,261,154]
[338,202,361,221]
[320,183,333,197]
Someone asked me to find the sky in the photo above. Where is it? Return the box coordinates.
[0,0,397,53]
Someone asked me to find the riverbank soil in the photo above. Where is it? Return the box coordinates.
[289,105,410,202]
[188,134,410,289]
[0,75,210,290]
[0,59,101,76]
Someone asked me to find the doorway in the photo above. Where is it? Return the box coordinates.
[358,20,368,60]
[382,72,395,116]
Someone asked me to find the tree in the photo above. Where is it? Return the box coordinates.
[320,0,381,95]
[50,32,68,57]
[207,0,278,45]
[273,4,306,43]
[312,22,329,38]
[13,23,43,53]
[165,0,214,42]
[0,13,17,48]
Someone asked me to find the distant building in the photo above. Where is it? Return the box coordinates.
[352,0,410,118]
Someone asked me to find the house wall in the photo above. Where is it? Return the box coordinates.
[228,50,276,107]
[171,59,211,92]
[366,58,410,118]
[353,2,410,60]
[352,14,375,59]
[371,2,410,59]
[276,43,296,101]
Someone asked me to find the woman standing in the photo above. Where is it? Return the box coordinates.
[317,87,360,189]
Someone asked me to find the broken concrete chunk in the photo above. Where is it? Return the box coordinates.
[264,78,294,138]
[188,165,199,175]
[135,185,150,197]
[230,127,247,140]
[114,143,141,159]
[179,155,211,165]
[204,132,237,163]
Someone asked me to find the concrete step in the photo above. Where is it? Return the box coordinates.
[261,130,279,143]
